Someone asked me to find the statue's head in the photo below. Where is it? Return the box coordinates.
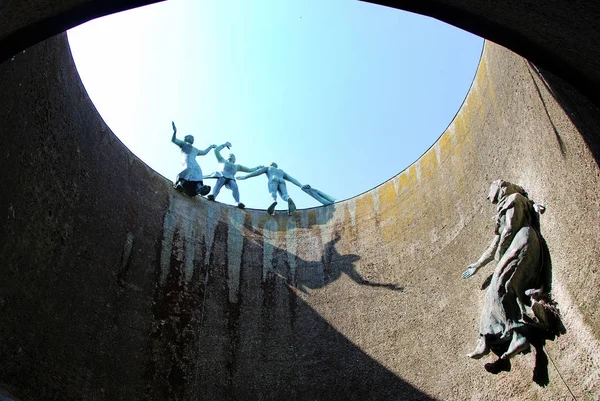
[269,162,278,168]
[184,135,194,144]
[228,153,236,163]
[488,179,527,204]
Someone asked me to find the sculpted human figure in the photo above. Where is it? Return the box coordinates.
[462,179,562,364]
[206,142,261,209]
[237,162,303,215]
[170,121,216,197]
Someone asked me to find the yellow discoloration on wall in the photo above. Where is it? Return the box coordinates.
[307,209,317,227]
[378,180,397,208]
[355,190,376,222]
[377,181,401,243]
[398,165,418,191]
[438,131,452,163]
[417,148,439,180]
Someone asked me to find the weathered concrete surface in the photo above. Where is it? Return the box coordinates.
[1,1,600,401]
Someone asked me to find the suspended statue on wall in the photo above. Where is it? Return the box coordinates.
[462,180,564,374]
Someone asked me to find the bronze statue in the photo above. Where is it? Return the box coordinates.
[237,162,303,215]
[170,121,215,197]
[463,180,563,365]
[205,142,262,209]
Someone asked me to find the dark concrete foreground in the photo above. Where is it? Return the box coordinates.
[1,0,600,400]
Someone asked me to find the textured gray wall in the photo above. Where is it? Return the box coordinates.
[1,1,600,400]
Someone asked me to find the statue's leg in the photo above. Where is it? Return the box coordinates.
[287,198,296,215]
[501,331,530,359]
[196,181,211,196]
[174,176,183,190]
[279,184,289,202]
[278,184,296,214]
[228,180,244,208]
[267,181,278,215]
[208,177,226,201]
[467,336,490,359]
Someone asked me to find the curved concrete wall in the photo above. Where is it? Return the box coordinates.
[1,1,600,400]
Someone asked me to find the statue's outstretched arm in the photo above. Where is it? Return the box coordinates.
[283,172,302,188]
[171,121,185,147]
[197,144,217,156]
[214,142,230,163]
[236,165,265,175]
[462,235,500,279]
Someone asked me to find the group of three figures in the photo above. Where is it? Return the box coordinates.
[171,122,334,214]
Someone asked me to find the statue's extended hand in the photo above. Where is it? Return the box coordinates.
[301,184,311,190]
[225,141,232,149]
[462,265,478,279]
[172,121,177,133]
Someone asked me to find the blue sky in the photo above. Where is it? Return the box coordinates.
[67,0,482,210]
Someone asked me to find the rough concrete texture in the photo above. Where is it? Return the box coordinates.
[2,1,600,401]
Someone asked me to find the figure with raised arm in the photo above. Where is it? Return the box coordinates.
[462,179,563,368]
[170,121,216,197]
[237,162,303,215]
[205,142,262,209]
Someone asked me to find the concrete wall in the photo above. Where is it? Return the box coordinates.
[1,1,600,400]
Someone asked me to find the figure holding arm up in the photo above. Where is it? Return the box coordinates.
[206,142,262,209]
[237,162,302,215]
[171,121,216,197]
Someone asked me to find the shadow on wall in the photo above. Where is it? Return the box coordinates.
[527,62,600,167]
[149,220,421,401]
[278,234,404,294]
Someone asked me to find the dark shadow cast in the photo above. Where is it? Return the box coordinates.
[531,336,550,387]
[149,223,421,401]
[526,62,567,157]
[289,234,404,293]
[528,61,600,168]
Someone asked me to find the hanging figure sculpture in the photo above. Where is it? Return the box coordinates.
[462,180,564,368]
[205,142,262,209]
[237,162,305,215]
[171,121,216,197]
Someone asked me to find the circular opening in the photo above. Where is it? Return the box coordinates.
[67,0,483,210]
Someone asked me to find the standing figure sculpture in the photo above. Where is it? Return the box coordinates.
[205,142,262,209]
[462,180,563,367]
[237,162,303,215]
[171,121,216,197]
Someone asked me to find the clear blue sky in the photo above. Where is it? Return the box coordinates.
[67,0,483,210]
